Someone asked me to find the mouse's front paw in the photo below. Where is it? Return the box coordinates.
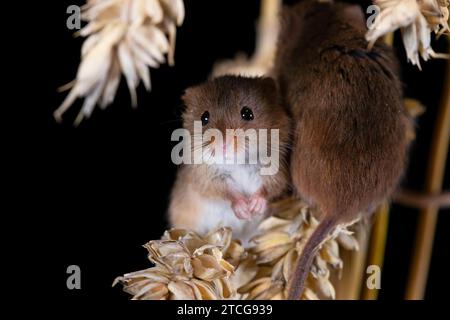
[248,194,267,217]
[232,198,251,220]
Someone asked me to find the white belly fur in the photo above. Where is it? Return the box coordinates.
[177,164,264,246]
[217,164,263,195]
[194,195,263,245]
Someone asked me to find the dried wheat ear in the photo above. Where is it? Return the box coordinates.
[56,0,185,125]
[366,0,450,69]
[113,198,359,300]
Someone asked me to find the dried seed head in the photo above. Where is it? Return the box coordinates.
[366,0,449,69]
[56,0,185,124]
[114,199,359,300]
[114,227,244,300]
[238,198,359,300]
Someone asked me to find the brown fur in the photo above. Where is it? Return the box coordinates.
[273,0,413,299]
[169,76,290,236]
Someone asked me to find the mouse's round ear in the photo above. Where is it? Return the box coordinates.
[181,86,197,107]
[181,87,192,104]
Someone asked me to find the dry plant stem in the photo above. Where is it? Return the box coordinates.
[384,32,394,47]
[210,0,280,77]
[361,202,390,300]
[254,0,281,67]
[406,50,450,300]
[336,224,369,299]
[348,225,370,299]
[394,190,450,208]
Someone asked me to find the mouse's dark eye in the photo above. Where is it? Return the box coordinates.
[241,107,254,121]
[201,111,210,126]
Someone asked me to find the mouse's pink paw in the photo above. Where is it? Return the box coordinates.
[232,198,251,220]
[248,194,267,216]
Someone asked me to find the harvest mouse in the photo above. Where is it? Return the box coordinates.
[274,0,413,299]
[169,76,290,243]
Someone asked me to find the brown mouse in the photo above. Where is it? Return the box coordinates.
[273,0,413,299]
[169,75,290,244]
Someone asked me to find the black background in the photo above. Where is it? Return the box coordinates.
[21,0,449,302]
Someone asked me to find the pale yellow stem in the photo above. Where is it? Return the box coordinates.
[254,0,281,65]
[210,0,281,77]
[405,51,450,300]
[335,223,370,299]
[362,202,390,300]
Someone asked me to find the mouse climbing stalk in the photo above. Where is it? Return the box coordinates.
[275,0,413,299]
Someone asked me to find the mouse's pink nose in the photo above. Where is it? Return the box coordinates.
[223,137,238,155]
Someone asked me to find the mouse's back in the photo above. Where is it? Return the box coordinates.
[276,0,412,220]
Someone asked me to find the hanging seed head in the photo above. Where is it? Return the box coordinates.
[366,0,450,69]
[56,0,185,124]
